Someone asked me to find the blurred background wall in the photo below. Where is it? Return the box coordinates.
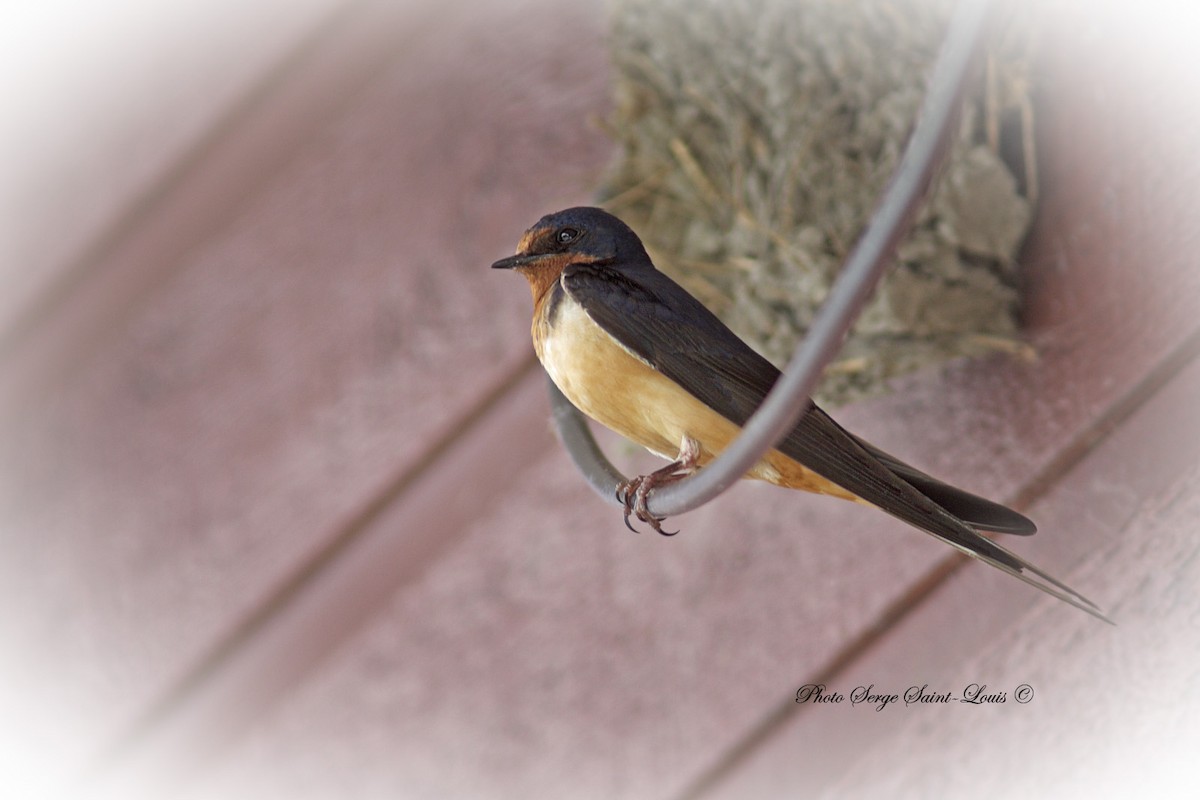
[2,1,1198,798]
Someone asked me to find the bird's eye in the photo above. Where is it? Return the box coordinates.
[556,227,579,244]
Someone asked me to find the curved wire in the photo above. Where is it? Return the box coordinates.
[549,0,994,518]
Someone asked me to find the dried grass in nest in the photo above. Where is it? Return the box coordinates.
[598,0,1040,406]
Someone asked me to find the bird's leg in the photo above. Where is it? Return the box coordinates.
[616,435,702,536]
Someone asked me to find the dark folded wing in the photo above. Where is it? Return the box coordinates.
[561,263,1101,618]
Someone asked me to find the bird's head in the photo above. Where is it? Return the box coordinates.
[491,207,650,301]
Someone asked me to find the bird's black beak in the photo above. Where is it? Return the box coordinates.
[491,253,542,270]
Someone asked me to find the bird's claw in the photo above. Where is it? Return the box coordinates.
[615,436,702,536]
[616,475,677,535]
[616,479,641,532]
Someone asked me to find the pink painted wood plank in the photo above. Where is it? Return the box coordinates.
[0,1,611,789]
[704,347,1200,800]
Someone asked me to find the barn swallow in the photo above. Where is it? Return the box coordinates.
[493,206,1106,620]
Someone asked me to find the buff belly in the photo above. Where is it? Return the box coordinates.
[535,295,857,500]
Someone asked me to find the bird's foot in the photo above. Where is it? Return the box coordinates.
[616,436,701,536]
[616,471,678,535]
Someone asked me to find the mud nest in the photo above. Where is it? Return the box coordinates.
[598,0,1039,406]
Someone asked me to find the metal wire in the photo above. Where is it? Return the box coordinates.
[549,0,994,520]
